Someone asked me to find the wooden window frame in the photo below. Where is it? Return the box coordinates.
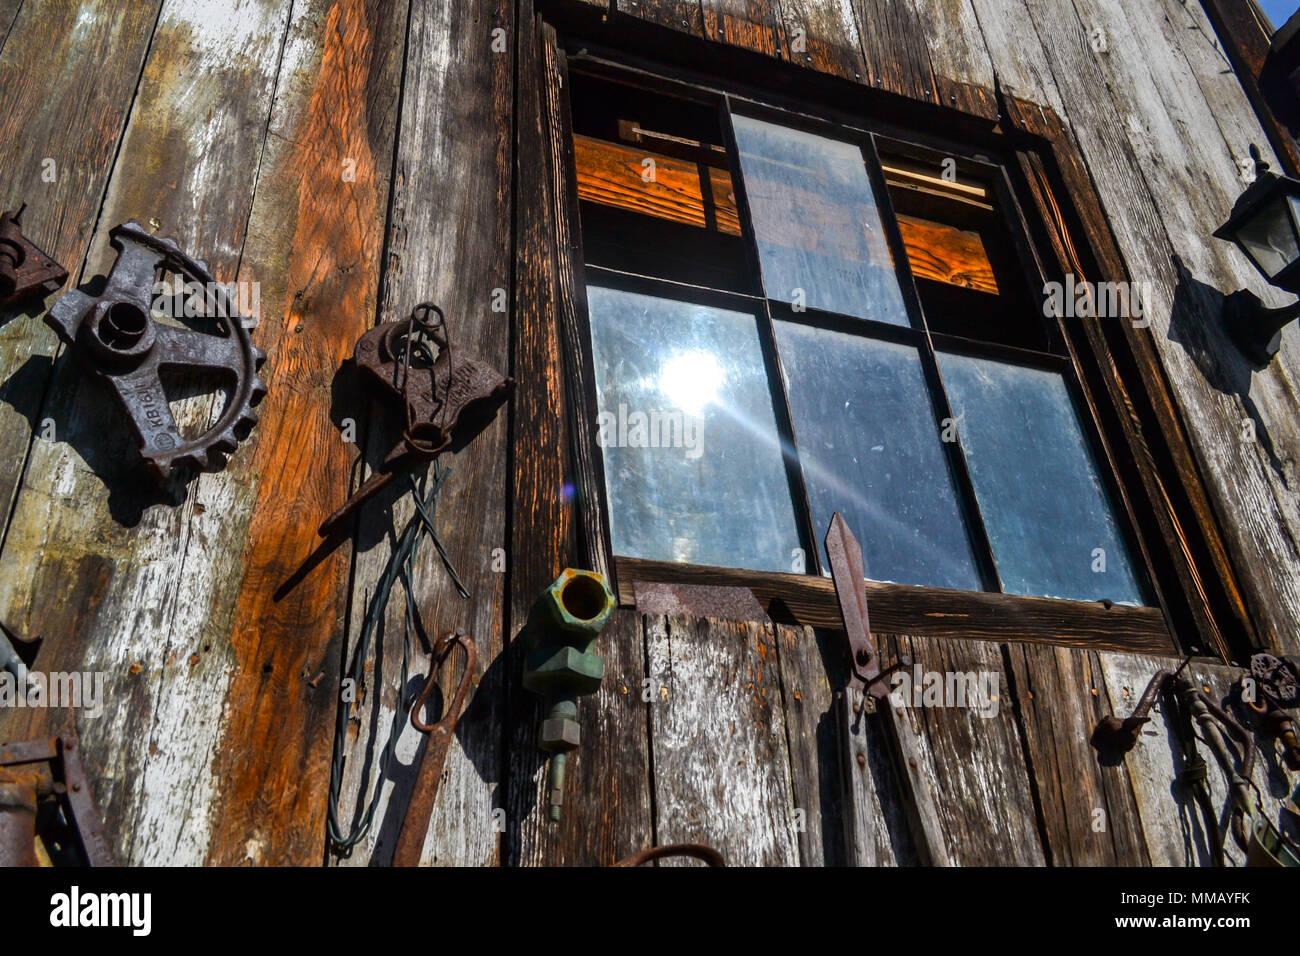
[518,11,1259,662]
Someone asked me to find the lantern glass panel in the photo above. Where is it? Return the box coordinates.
[1236,192,1300,280]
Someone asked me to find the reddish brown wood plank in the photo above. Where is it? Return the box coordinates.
[701,0,782,57]
[204,0,409,865]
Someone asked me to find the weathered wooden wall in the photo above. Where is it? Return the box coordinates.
[0,0,1296,866]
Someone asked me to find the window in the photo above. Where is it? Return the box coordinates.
[568,66,1151,607]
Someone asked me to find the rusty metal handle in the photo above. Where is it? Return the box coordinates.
[391,634,477,867]
[611,843,725,867]
[411,633,476,734]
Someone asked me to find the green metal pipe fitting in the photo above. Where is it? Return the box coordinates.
[521,568,616,821]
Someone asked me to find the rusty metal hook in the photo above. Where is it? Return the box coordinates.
[611,843,726,867]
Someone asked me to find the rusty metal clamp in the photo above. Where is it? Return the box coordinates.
[611,843,725,867]
[319,304,513,536]
[391,632,476,866]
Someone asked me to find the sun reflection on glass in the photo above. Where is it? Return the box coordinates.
[657,350,724,415]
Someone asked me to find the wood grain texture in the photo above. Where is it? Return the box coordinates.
[779,0,867,82]
[700,0,782,57]
[200,0,409,865]
[1006,642,1150,864]
[1098,652,1293,866]
[615,0,704,37]
[879,634,1046,865]
[0,0,296,866]
[852,0,996,117]
[0,0,162,544]
[647,614,800,865]
[330,0,513,869]
[771,622,842,864]
[896,214,997,293]
[618,556,1174,652]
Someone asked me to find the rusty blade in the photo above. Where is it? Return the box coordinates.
[824,512,883,696]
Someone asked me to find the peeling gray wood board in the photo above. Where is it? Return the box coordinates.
[647,614,800,865]
[772,623,848,865]
[0,0,294,866]
[331,0,513,869]
[1100,652,1291,866]
[883,634,1046,865]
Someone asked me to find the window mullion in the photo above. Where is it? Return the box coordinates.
[863,133,1005,593]
[720,95,822,575]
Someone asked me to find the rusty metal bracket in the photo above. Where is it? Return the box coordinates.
[825,512,909,703]
[392,632,476,867]
[44,221,266,479]
[319,303,513,536]
[0,204,68,309]
[0,732,116,867]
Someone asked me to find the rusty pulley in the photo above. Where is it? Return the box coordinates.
[319,303,513,536]
[44,221,266,479]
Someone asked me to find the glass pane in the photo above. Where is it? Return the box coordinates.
[731,114,909,325]
[936,352,1146,604]
[1237,193,1299,278]
[587,285,803,572]
[774,322,982,590]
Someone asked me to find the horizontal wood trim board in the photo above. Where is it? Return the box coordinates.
[616,557,1174,654]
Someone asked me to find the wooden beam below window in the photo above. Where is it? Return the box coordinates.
[616,556,1175,654]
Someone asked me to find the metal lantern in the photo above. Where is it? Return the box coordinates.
[1213,145,1300,365]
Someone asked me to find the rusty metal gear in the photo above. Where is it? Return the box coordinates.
[45,221,266,479]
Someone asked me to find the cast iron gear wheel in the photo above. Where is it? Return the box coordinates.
[45,221,266,479]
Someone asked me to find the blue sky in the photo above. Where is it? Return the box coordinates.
[1260,0,1299,29]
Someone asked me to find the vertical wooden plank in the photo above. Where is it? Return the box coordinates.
[0,0,298,866]
[0,0,163,537]
[700,0,782,57]
[1007,643,1150,865]
[615,0,704,38]
[772,623,841,865]
[330,0,513,869]
[509,6,575,637]
[837,685,908,865]
[779,0,868,82]
[880,634,1046,865]
[505,4,579,864]
[508,608,652,865]
[201,0,409,866]
[647,614,800,865]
